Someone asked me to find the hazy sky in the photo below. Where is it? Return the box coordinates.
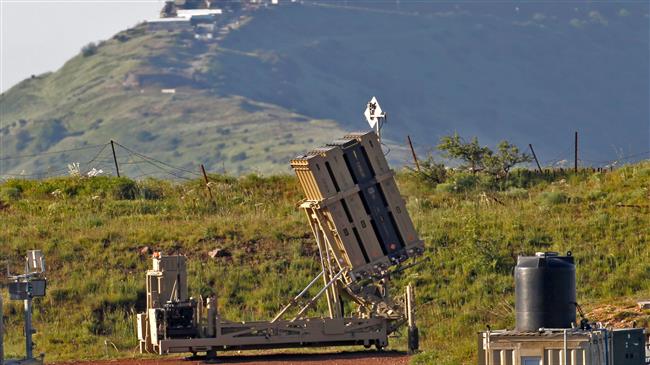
[0,0,165,92]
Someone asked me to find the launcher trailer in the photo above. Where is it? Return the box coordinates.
[136,131,425,357]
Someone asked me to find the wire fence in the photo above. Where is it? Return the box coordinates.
[1,138,649,181]
[399,135,650,174]
[0,141,203,182]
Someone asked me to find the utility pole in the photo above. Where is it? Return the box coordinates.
[528,144,543,174]
[574,131,578,173]
[110,140,121,178]
[407,136,421,172]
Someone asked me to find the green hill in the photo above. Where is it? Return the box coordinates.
[0,24,346,177]
[1,2,648,178]
[1,163,648,363]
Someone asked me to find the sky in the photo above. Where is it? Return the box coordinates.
[0,0,165,93]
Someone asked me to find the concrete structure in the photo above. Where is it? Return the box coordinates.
[137,132,424,358]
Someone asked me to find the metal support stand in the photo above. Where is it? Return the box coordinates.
[24,298,33,360]
[406,283,419,354]
[4,250,47,365]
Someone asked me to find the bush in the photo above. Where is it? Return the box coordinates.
[33,119,68,152]
[452,172,480,192]
[230,152,248,162]
[539,191,568,205]
[15,130,33,151]
[113,33,129,42]
[139,182,164,200]
[435,183,455,193]
[135,130,157,142]
[417,156,447,187]
[81,42,98,57]
[111,179,138,200]
[477,173,498,190]
[1,187,21,200]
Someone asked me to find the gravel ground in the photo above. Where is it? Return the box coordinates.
[59,351,410,365]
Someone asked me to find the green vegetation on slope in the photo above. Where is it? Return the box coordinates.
[0,24,346,176]
[0,163,648,363]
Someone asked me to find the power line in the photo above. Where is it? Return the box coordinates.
[111,143,194,180]
[84,144,110,167]
[580,150,650,165]
[121,148,150,179]
[542,145,573,166]
[113,141,201,178]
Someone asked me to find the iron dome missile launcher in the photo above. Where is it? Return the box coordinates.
[137,131,424,357]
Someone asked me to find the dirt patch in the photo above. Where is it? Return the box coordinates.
[587,303,650,329]
[58,351,409,365]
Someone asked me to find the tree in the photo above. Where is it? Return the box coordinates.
[437,134,531,178]
[484,141,532,178]
[437,133,491,173]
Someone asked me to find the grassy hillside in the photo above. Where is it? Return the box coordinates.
[0,24,347,177]
[0,162,648,363]
[1,2,648,177]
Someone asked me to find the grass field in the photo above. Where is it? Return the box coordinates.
[0,162,648,363]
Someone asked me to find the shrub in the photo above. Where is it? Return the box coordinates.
[81,42,98,57]
[417,156,447,187]
[539,191,568,205]
[15,129,33,151]
[230,152,247,162]
[31,119,68,152]
[478,173,498,190]
[435,182,455,193]
[135,130,157,142]
[1,187,21,200]
[452,172,480,192]
[113,33,129,42]
[139,182,164,200]
[111,179,138,200]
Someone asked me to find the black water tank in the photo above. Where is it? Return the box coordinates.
[515,252,576,332]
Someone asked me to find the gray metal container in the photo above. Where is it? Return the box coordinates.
[515,252,576,332]
[612,328,646,365]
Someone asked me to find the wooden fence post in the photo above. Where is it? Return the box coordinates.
[110,140,120,177]
[407,135,421,172]
[200,164,216,207]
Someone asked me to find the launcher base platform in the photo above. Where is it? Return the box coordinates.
[142,317,389,355]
